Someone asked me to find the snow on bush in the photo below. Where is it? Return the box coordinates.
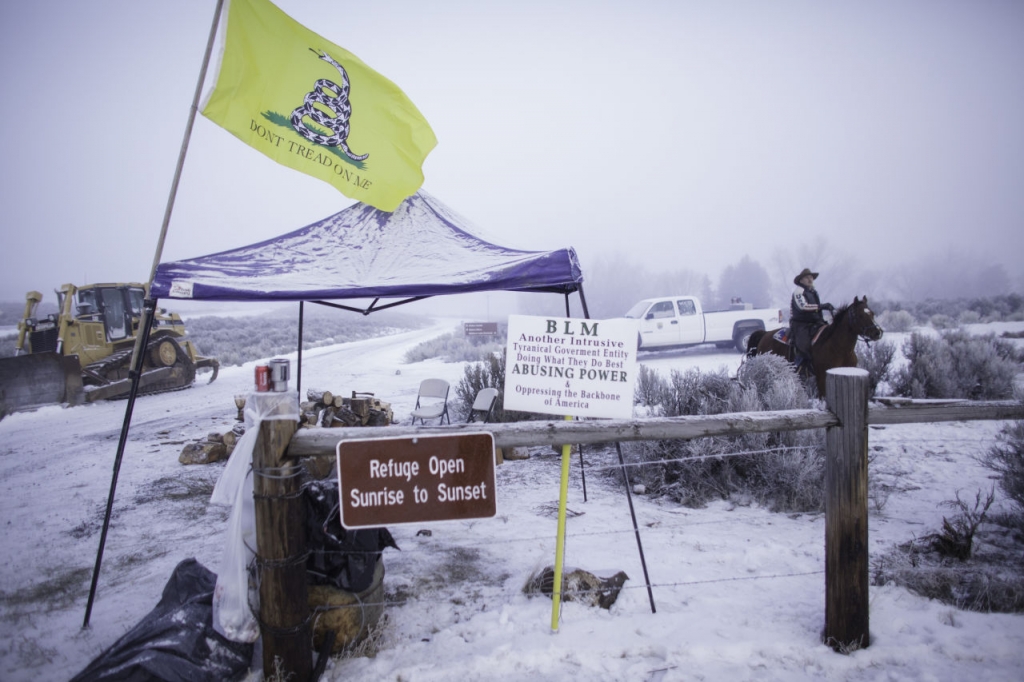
[623,355,825,512]
[892,330,1021,400]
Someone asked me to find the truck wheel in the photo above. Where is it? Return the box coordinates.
[734,329,756,353]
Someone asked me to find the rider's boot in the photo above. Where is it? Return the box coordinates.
[794,349,811,378]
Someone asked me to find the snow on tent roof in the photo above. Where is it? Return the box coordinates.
[151,190,583,302]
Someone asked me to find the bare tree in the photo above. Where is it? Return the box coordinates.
[716,255,772,309]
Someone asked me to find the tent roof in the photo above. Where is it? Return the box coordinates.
[151,191,582,303]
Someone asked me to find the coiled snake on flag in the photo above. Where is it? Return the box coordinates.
[291,49,368,161]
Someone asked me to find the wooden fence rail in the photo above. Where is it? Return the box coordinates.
[252,370,1023,677]
[287,399,1023,456]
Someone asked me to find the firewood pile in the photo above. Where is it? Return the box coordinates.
[302,389,393,428]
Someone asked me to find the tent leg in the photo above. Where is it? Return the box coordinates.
[297,301,304,399]
[578,444,588,502]
[576,285,590,501]
[577,284,591,319]
[83,297,158,627]
[615,441,656,614]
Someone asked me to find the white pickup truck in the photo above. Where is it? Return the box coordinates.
[624,296,783,353]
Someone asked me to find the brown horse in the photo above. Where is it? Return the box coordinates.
[746,296,883,396]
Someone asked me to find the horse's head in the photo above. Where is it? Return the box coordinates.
[849,296,883,342]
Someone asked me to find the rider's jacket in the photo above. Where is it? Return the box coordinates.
[791,286,824,325]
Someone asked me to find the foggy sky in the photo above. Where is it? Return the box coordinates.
[1,0,1022,309]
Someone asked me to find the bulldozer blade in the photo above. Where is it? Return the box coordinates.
[0,352,85,416]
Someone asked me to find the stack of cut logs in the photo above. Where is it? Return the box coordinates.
[302,389,393,428]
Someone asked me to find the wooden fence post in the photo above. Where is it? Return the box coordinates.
[253,418,311,679]
[824,368,870,652]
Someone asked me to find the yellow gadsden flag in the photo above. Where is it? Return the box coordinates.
[202,0,437,211]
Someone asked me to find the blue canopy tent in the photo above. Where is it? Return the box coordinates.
[152,190,585,309]
[151,189,589,393]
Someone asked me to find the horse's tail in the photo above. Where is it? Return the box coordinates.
[745,330,765,357]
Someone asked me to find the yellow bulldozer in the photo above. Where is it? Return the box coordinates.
[0,283,218,417]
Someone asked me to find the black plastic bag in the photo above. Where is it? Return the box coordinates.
[304,480,398,593]
[71,558,252,682]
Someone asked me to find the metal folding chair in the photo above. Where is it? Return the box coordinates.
[410,378,450,424]
[467,387,499,423]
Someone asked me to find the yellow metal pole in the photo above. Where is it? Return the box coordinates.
[550,415,573,631]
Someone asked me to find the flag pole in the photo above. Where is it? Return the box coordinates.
[84,0,226,628]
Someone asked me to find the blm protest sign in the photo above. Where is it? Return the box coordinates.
[503,315,639,420]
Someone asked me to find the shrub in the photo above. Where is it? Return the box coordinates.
[929,488,996,560]
[451,349,542,423]
[929,314,957,330]
[633,364,665,408]
[980,418,1024,523]
[892,330,1020,400]
[621,355,825,512]
[184,312,422,366]
[403,330,505,364]
[877,309,916,333]
[857,339,896,397]
[958,310,982,325]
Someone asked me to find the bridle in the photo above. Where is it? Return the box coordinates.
[846,305,883,344]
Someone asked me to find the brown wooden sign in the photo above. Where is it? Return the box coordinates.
[336,433,496,529]
[464,322,499,337]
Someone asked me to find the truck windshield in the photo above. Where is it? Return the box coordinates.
[623,301,651,319]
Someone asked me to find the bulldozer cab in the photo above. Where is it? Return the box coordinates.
[89,285,145,342]
[32,284,151,366]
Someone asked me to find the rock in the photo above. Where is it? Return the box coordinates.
[632,483,646,495]
[178,440,228,465]
[524,566,629,609]
[503,447,531,461]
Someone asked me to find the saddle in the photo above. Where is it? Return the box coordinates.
[772,326,826,347]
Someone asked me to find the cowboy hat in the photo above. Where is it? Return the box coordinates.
[793,268,819,286]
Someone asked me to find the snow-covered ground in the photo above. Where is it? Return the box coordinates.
[1,321,1023,681]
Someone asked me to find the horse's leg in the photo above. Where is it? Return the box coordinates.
[746,330,765,357]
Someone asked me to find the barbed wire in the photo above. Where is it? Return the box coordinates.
[581,444,821,474]
[304,568,826,614]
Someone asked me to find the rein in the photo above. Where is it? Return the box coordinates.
[841,306,882,345]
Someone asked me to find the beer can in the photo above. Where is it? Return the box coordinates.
[255,364,270,392]
[269,358,290,392]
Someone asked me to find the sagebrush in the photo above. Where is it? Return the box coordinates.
[857,338,896,397]
[892,330,1021,399]
[980,417,1024,525]
[451,348,543,423]
[403,326,506,364]
[622,355,826,512]
[184,312,423,367]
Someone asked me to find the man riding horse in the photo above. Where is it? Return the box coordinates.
[790,268,834,372]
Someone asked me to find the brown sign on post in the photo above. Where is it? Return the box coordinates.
[336,433,497,529]
[464,322,499,337]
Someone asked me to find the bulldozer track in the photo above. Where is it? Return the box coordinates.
[83,340,198,399]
